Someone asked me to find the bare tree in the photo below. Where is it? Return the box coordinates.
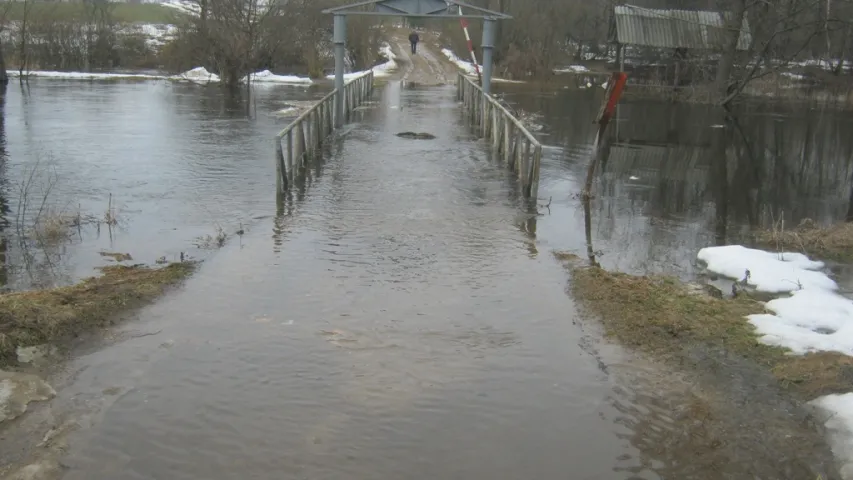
[18,0,32,80]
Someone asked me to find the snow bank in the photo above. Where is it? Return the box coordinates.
[441,48,481,76]
[373,43,398,77]
[554,65,590,73]
[5,66,316,86]
[325,71,374,81]
[171,66,219,84]
[246,70,312,85]
[439,48,524,83]
[810,394,853,479]
[7,70,164,80]
[325,43,398,81]
[696,244,853,355]
[697,245,834,293]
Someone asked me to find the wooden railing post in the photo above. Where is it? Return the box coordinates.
[274,71,374,192]
[287,131,294,182]
[456,74,543,199]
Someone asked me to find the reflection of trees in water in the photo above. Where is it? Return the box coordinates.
[0,87,7,287]
[601,101,853,229]
[509,85,853,232]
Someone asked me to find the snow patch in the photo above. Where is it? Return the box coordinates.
[439,48,524,83]
[373,43,398,77]
[554,65,590,73]
[325,43,398,81]
[697,243,853,473]
[159,0,201,16]
[748,289,853,355]
[441,48,481,76]
[696,244,853,355]
[172,66,219,84]
[697,245,834,293]
[246,70,312,85]
[7,70,164,80]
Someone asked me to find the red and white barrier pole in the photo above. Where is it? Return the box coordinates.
[457,7,482,85]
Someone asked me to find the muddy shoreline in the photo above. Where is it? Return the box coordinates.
[557,252,845,478]
[0,261,196,479]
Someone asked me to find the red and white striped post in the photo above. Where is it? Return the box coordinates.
[457,7,482,86]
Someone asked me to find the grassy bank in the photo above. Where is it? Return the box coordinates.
[753,220,853,262]
[0,262,195,365]
[2,3,181,24]
[555,252,853,401]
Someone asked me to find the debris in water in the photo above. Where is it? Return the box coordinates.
[396,132,436,140]
[16,344,56,365]
[99,251,133,262]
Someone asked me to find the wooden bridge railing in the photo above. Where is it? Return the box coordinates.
[456,72,542,199]
[275,70,374,192]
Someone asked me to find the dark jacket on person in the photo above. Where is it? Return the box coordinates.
[409,32,419,44]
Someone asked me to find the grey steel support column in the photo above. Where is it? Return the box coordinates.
[481,18,496,95]
[333,14,347,128]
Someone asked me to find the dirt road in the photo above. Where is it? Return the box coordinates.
[388,30,460,85]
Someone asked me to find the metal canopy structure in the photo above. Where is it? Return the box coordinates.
[323,0,511,19]
[325,0,510,126]
[609,4,752,51]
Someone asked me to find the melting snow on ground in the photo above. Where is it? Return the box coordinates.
[373,43,398,77]
[697,244,853,476]
[171,66,220,83]
[246,70,312,85]
[440,48,481,76]
[554,65,590,73]
[325,42,398,81]
[6,66,313,85]
[697,245,835,293]
[7,70,165,80]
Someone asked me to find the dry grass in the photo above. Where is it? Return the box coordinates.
[0,262,195,364]
[193,225,228,249]
[558,253,853,401]
[753,218,853,262]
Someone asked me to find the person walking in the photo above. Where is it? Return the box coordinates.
[408,31,420,55]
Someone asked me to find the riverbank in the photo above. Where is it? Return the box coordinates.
[556,243,853,478]
[752,219,853,262]
[0,262,195,366]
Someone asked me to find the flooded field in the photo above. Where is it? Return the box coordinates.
[0,80,331,291]
[0,76,848,479]
[495,83,853,279]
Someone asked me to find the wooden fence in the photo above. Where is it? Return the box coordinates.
[456,73,542,198]
[275,71,374,192]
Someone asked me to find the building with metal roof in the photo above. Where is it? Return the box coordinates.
[610,4,752,51]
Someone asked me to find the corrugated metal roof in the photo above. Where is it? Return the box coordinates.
[613,4,751,51]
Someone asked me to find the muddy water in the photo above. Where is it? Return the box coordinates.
[12,82,639,479]
[1,80,329,290]
[0,78,843,478]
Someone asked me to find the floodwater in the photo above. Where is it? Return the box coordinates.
[495,84,853,278]
[0,78,846,479]
[0,80,331,290]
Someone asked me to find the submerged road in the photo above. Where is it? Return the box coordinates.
[0,37,840,480]
[10,43,660,480]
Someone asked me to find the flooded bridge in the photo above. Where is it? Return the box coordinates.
[36,37,659,480]
[2,1,852,478]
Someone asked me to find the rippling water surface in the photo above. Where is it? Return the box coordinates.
[1,77,845,479]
